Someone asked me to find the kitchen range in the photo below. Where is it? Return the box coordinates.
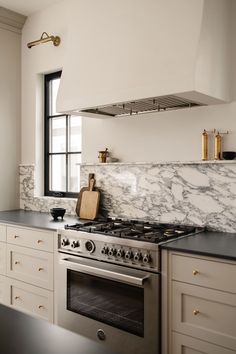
[57,218,202,354]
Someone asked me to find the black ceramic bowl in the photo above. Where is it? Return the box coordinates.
[222,151,236,160]
[50,208,66,220]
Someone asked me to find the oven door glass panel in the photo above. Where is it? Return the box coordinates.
[67,270,144,337]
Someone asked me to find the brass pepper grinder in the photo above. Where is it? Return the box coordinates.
[214,132,222,160]
[201,129,208,160]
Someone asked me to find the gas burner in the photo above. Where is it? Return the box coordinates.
[64,218,201,244]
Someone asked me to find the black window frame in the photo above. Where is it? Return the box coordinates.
[44,71,81,198]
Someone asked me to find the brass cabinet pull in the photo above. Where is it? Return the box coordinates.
[38,267,44,272]
[193,270,199,276]
[193,309,200,315]
[14,235,20,239]
[38,305,44,309]
[14,296,20,300]
[14,261,20,265]
[37,240,43,244]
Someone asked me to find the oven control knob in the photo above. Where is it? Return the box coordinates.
[71,240,80,248]
[85,240,95,253]
[108,248,116,256]
[116,249,124,258]
[101,246,109,255]
[125,251,133,260]
[134,252,142,262]
[61,238,70,247]
[143,254,151,264]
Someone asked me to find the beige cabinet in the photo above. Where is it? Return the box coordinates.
[172,332,235,354]
[0,225,6,242]
[7,226,54,252]
[6,277,53,322]
[0,242,6,275]
[7,244,53,290]
[0,275,7,305]
[162,251,236,354]
[0,223,55,322]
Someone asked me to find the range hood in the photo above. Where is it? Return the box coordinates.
[57,0,232,118]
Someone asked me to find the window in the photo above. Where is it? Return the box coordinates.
[44,71,81,198]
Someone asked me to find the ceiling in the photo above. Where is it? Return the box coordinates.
[0,0,61,16]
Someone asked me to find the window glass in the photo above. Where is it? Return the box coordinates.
[49,78,60,115]
[45,71,82,197]
[68,154,81,192]
[68,116,82,152]
[49,154,66,191]
[50,116,66,153]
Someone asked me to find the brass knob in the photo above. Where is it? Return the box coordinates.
[14,235,20,239]
[193,310,200,315]
[38,305,44,309]
[37,240,43,244]
[15,296,20,300]
[193,270,199,276]
[38,267,44,272]
[15,261,20,265]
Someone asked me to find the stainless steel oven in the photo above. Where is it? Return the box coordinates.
[56,220,199,354]
[57,252,160,354]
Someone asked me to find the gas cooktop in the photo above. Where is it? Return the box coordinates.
[64,218,202,244]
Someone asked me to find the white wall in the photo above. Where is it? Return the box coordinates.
[21,0,236,168]
[0,26,21,209]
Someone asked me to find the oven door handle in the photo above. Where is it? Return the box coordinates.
[60,257,150,286]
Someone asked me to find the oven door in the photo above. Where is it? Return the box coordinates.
[56,253,160,354]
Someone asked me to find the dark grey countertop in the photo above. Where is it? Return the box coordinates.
[0,209,80,231]
[161,231,236,261]
[0,304,116,354]
[1,210,236,261]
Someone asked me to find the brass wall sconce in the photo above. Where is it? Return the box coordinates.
[27,32,61,49]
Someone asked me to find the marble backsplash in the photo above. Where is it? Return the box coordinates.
[20,162,236,232]
[81,162,236,233]
[19,165,77,215]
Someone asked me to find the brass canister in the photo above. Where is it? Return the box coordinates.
[201,130,208,160]
[214,132,222,160]
[98,148,109,163]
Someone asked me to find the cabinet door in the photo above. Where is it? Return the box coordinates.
[0,242,6,275]
[0,225,6,242]
[7,245,53,290]
[6,277,53,322]
[0,275,7,305]
[172,332,235,354]
[171,254,236,293]
[172,281,236,351]
[7,226,54,252]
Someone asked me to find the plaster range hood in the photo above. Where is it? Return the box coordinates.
[57,0,232,118]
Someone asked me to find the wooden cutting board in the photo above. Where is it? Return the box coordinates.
[76,174,97,217]
[79,178,100,220]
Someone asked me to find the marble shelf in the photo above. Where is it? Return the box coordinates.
[78,160,236,166]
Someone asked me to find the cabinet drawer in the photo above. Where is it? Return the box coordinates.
[7,226,54,252]
[171,253,236,293]
[0,242,6,275]
[7,245,53,290]
[0,225,6,242]
[172,281,236,351]
[0,275,7,305]
[172,332,235,354]
[7,278,53,322]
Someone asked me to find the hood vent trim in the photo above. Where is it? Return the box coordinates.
[81,94,205,117]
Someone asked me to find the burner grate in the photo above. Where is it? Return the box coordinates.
[64,219,201,244]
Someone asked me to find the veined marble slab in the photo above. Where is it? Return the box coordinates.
[19,163,236,232]
[19,165,77,215]
[81,163,236,233]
